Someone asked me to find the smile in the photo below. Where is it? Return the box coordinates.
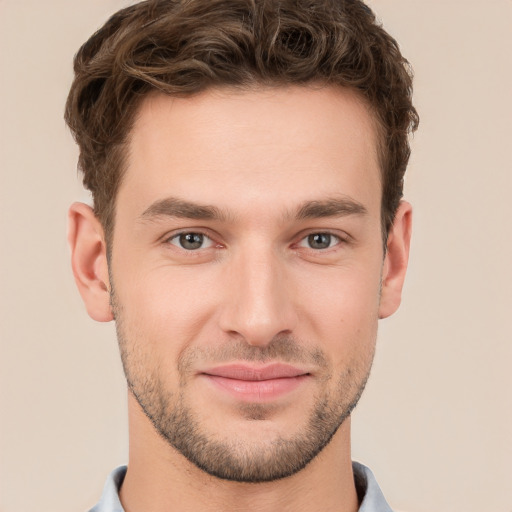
[200,363,311,402]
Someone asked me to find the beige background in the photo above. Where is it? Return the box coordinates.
[1,1,511,511]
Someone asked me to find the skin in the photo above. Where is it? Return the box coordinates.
[68,85,412,512]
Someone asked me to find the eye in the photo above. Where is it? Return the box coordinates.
[298,233,341,250]
[168,232,215,250]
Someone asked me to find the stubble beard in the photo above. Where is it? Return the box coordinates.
[112,293,375,483]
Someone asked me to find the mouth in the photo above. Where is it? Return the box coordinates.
[200,363,311,402]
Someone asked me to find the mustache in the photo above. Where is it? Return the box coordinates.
[178,335,329,373]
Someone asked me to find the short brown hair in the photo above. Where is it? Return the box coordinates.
[65,0,418,243]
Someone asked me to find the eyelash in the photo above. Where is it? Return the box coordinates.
[164,230,348,252]
[296,232,343,251]
[165,230,218,251]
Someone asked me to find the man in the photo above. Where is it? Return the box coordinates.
[65,0,418,510]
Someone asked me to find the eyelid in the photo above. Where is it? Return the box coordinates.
[294,230,351,251]
[159,227,351,253]
[163,228,219,250]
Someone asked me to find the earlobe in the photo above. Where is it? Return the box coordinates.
[68,202,114,322]
[378,201,412,319]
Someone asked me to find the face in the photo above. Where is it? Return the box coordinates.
[109,86,387,482]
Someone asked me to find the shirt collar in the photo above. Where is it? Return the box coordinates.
[353,461,394,512]
[89,461,393,512]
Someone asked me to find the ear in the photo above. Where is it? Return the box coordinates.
[378,201,412,319]
[67,202,113,322]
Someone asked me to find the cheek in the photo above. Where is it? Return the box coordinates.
[114,264,221,349]
[293,262,381,358]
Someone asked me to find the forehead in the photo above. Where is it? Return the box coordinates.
[118,85,381,219]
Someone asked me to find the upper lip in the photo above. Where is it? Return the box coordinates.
[201,363,310,381]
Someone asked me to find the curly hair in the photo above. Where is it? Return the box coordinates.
[65,0,418,243]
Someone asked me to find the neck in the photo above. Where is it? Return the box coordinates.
[120,395,359,512]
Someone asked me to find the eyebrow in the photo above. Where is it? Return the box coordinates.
[295,197,367,220]
[139,195,367,223]
[140,197,229,222]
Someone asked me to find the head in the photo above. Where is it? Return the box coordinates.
[65,0,418,248]
[66,0,417,484]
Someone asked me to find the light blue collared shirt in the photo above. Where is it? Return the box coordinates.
[89,461,393,512]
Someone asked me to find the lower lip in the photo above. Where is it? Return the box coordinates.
[204,375,309,402]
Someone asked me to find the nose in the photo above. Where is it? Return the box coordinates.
[218,244,298,347]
